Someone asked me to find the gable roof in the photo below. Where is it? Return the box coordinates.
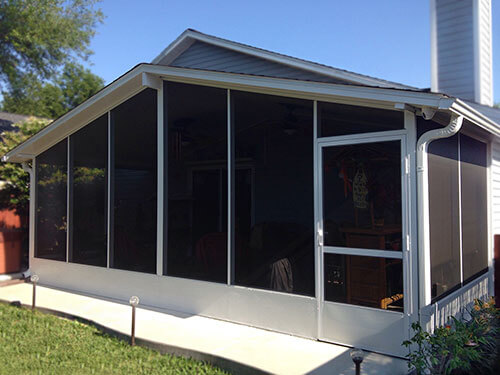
[152,29,417,90]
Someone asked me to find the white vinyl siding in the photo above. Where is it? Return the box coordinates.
[478,0,493,106]
[170,41,344,84]
[434,0,475,101]
[491,141,500,234]
[431,0,493,106]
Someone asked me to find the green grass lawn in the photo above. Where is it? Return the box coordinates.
[0,302,230,375]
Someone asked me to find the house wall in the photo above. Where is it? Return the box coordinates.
[477,0,493,106]
[432,0,475,100]
[431,0,493,106]
[491,140,500,235]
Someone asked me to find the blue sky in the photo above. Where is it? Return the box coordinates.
[86,0,500,103]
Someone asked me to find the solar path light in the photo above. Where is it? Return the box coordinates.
[30,274,39,312]
[129,296,139,346]
[350,348,365,375]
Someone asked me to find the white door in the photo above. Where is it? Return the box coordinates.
[317,134,409,356]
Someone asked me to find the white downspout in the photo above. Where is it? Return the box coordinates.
[417,114,464,309]
[21,161,34,278]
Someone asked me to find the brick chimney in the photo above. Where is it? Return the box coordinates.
[431,0,493,106]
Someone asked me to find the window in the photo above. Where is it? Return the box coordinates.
[233,91,314,296]
[35,139,68,261]
[460,134,488,281]
[111,89,157,273]
[165,82,228,283]
[318,101,403,137]
[69,115,108,266]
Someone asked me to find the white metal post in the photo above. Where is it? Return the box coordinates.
[227,89,233,285]
[156,83,164,276]
[404,110,419,326]
[313,100,322,339]
[29,159,36,261]
[66,137,71,262]
[107,112,112,269]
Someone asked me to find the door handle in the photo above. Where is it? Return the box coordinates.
[317,229,323,247]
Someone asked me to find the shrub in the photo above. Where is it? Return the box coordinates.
[403,297,499,375]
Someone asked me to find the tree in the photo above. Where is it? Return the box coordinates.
[0,0,104,217]
[0,118,51,216]
[0,0,103,90]
[1,63,105,118]
[1,74,65,118]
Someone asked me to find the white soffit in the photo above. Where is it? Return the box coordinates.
[152,29,416,90]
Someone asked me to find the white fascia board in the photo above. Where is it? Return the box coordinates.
[152,30,412,89]
[3,66,155,163]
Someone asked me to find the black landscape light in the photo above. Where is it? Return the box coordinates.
[30,274,39,312]
[129,296,140,346]
[350,348,365,375]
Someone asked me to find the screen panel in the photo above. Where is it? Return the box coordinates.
[69,114,108,267]
[318,102,403,138]
[428,134,461,300]
[460,134,488,282]
[35,139,68,261]
[233,90,314,296]
[111,88,157,273]
[165,82,228,283]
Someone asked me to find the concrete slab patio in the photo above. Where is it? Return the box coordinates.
[0,282,408,374]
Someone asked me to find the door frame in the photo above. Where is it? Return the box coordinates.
[314,129,411,355]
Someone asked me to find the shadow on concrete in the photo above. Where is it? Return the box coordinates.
[306,349,409,375]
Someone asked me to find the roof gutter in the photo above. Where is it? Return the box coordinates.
[416,114,464,308]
